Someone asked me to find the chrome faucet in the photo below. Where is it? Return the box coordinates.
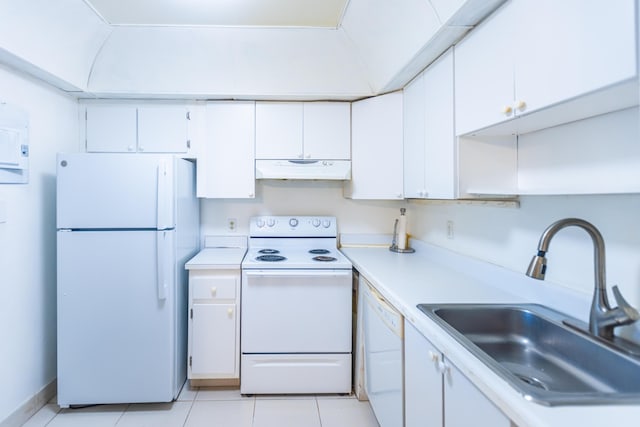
[526,218,640,340]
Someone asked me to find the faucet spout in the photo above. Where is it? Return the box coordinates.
[526,218,639,340]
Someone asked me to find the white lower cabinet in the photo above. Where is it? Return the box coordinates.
[188,270,240,382]
[404,321,512,427]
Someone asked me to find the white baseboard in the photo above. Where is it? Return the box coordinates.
[0,380,57,427]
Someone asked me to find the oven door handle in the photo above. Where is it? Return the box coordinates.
[244,270,352,278]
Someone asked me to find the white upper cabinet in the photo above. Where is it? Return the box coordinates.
[198,101,255,199]
[303,102,351,160]
[514,0,637,117]
[84,103,191,153]
[455,0,638,136]
[404,49,456,199]
[403,72,426,199]
[137,105,190,153]
[346,91,404,200]
[454,1,516,136]
[85,104,138,153]
[255,102,303,159]
[255,101,350,160]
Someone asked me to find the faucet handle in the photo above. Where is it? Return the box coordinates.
[612,285,640,323]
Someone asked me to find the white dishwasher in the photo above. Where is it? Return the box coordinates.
[362,277,404,427]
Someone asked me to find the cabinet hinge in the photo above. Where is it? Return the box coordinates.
[186,111,191,120]
[189,356,192,367]
[186,139,191,149]
[190,308,193,319]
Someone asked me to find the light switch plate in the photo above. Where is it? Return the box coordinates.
[0,200,6,223]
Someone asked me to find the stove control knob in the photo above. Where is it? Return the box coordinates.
[322,219,331,228]
[267,218,276,227]
[256,219,265,228]
[289,218,299,227]
[312,218,321,227]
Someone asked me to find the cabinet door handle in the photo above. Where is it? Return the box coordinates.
[515,100,527,112]
[227,308,234,316]
[437,359,451,375]
[428,350,440,363]
[210,287,217,296]
[501,105,513,116]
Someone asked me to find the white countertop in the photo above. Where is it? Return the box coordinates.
[340,240,640,427]
[185,247,247,270]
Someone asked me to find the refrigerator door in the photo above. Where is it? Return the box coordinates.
[56,153,175,230]
[57,229,179,406]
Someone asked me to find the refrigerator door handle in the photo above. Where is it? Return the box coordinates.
[156,159,172,230]
[156,231,168,300]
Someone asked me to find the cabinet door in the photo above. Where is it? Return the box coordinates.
[198,102,255,198]
[137,105,189,153]
[454,1,515,135]
[515,0,637,116]
[255,102,303,159]
[85,104,137,152]
[403,73,426,198]
[190,303,237,378]
[424,49,456,199]
[347,92,404,200]
[445,362,511,427]
[404,321,443,427]
[303,102,351,160]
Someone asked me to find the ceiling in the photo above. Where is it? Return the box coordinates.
[83,0,350,28]
[0,0,506,99]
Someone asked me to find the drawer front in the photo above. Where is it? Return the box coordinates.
[191,276,237,300]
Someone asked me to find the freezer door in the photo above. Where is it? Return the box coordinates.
[57,229,180,406]
[56,153,175,230]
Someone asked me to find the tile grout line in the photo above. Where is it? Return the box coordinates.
[314,396,323,427]
[181,398,197,427]
[113,404,130,426]
[251,395,257,427]
[181,385,199,427]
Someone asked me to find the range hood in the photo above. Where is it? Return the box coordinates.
[255,159,351,180]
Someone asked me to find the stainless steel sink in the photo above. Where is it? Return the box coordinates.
[417,303,640,406]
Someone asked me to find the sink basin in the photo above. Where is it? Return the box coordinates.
[417,303,640,406]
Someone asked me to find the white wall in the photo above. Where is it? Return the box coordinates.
[200,180,404,238]
[0,64,79,423]
[408,193,640,340]
[0,0,111,91]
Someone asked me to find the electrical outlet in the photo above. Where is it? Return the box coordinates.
[446,220,454,239]
[227,218,237,232]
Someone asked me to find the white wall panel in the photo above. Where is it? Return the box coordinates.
[0,64,79,424]
[0,0,111,91]
[200,180,403,238]
[88,27,372,99]
[341,0,441,92]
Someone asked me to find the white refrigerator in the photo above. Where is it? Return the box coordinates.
[56,153,199,408]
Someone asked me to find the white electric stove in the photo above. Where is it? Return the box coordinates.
[240,216,353,395]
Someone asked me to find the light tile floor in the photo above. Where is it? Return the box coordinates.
[21,385,380,427]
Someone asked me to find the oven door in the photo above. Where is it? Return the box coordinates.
[241,269,352,353]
